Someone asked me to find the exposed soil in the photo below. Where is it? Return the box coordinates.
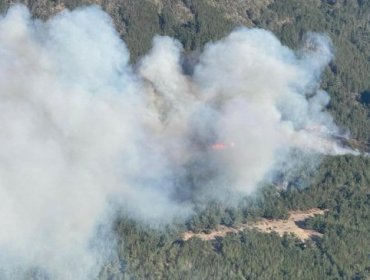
[182,208,327,242]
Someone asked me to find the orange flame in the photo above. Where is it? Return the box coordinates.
[211,142,235,150]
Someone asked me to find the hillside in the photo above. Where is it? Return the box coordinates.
[3,0,370,142]
[0,1,370,279]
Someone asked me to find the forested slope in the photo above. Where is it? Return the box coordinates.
[1,0,370,279]
[4,0,370,142]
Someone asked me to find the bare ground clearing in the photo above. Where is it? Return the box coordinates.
[182,208,327,242]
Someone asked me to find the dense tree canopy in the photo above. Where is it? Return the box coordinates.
[2,0,370,279]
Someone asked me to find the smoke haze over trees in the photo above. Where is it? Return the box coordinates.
[0,1,369,279]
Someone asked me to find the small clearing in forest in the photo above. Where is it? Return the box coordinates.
[182,208,327,242]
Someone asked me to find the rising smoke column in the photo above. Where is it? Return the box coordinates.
[0,4,357,279]
[0,5,141,279]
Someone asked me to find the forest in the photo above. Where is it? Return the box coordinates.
[1,0,370,279]
[106,1,370,278]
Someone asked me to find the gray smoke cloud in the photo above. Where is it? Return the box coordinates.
[0,4,358,279]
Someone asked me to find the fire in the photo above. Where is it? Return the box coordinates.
[211,142,235,150]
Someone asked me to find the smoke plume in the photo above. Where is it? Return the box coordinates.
[0,4,358,279]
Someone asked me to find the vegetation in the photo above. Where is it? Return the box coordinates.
[2,0,370,279]
[98,155,370,280]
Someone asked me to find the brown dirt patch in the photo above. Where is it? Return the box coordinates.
[182,208,327,242]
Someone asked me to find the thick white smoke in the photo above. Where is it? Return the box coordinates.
[0,4,358,279]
